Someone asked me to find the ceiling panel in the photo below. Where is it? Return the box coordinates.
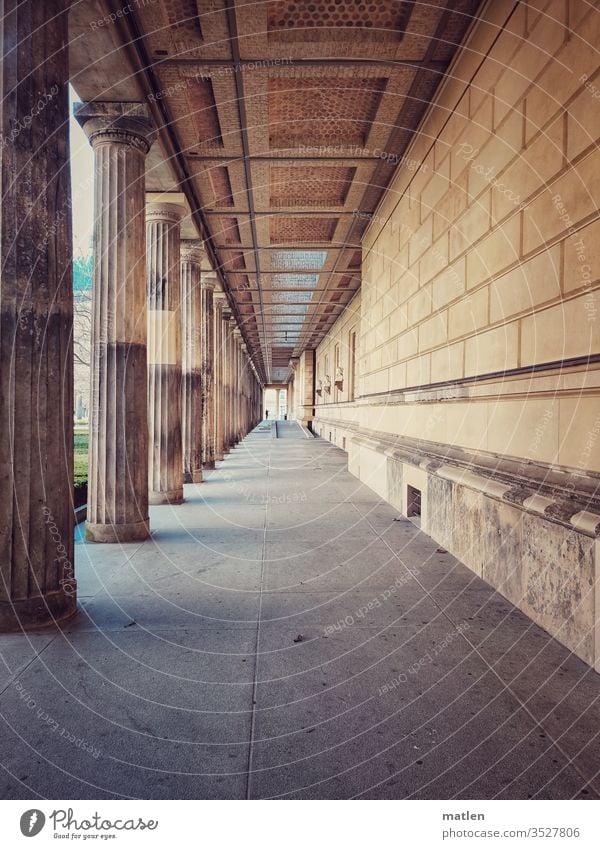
[74,0,484,383]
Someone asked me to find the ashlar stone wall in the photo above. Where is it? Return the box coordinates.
[313,0,600,670]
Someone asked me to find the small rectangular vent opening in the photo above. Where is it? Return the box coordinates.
[407,485,421,518]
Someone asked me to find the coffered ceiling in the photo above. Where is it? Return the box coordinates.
[70,0,483,383]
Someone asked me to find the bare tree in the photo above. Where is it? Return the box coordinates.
[73,254,93,418]
[73,284,92,368]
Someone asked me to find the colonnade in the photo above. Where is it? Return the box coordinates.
[74,103,262,545]
[0,5,261,630]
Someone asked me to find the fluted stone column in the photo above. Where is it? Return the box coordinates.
[201,274,216,468]
[233,329,244,442]
[231,326,238,444]
[231,329,237,443]
[225,314,235,450]
[76,103,156,543]
[229,320,239,445]
[239,346,245,438]
[257,376,262,426]
[147,201,185,505]
[220,309,230,453]
[181,241,204,483]
[241,343,249,436]
[296,349,316,428]
[234,329,240,439]
[0,0,76,629]
[213,293,226,461]
[222,306,231,454]
[240,341,246,437]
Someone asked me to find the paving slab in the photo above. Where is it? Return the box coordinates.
[1,424,598,800]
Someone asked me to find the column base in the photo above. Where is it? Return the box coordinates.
[86,518,150,543]
[203,460,216,470]
[149,489,184,506]
[184,470,203,483]
[0,589,77,633]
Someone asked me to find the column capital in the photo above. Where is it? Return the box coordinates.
[146,199,186,224]
[201,274,218,291]
[75,101,156,153]
[180,240,205,265]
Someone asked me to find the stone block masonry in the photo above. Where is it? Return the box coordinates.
[313,0,600,671]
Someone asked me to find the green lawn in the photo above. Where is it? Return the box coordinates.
[74,432,88,487]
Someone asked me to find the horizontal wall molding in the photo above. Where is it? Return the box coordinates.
[313,415,600,538]
[356,354,600,404]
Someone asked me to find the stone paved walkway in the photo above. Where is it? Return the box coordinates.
[1,423,599,799]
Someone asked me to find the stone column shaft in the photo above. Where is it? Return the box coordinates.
[227,319,233,448]
[147,202,185,504]
[230,321,240,444]
[76,103,156,543]
[295,350,315,427]
[201,276,216,468]
[221,312,229,452]
[240,347,245,437]
[241,344,249,436]
[232,334,237,442]
[224,314,234,449]
[181,242,204,483]
[236,343,241,435]
[258,378,262,426]
[213,297,225,461]
[0,0,76,628]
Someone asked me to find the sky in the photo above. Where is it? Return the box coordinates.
[69,85,94,259]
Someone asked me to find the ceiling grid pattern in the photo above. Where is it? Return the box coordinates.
[131,0,481,383]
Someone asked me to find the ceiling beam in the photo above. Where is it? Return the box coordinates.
[97,0,260,372]
[204,210,368,218]
[187,154,387,162]
[156,56,449,70]
[214,244,355,251]
[227,271,356,277]
[225,0,269,379]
